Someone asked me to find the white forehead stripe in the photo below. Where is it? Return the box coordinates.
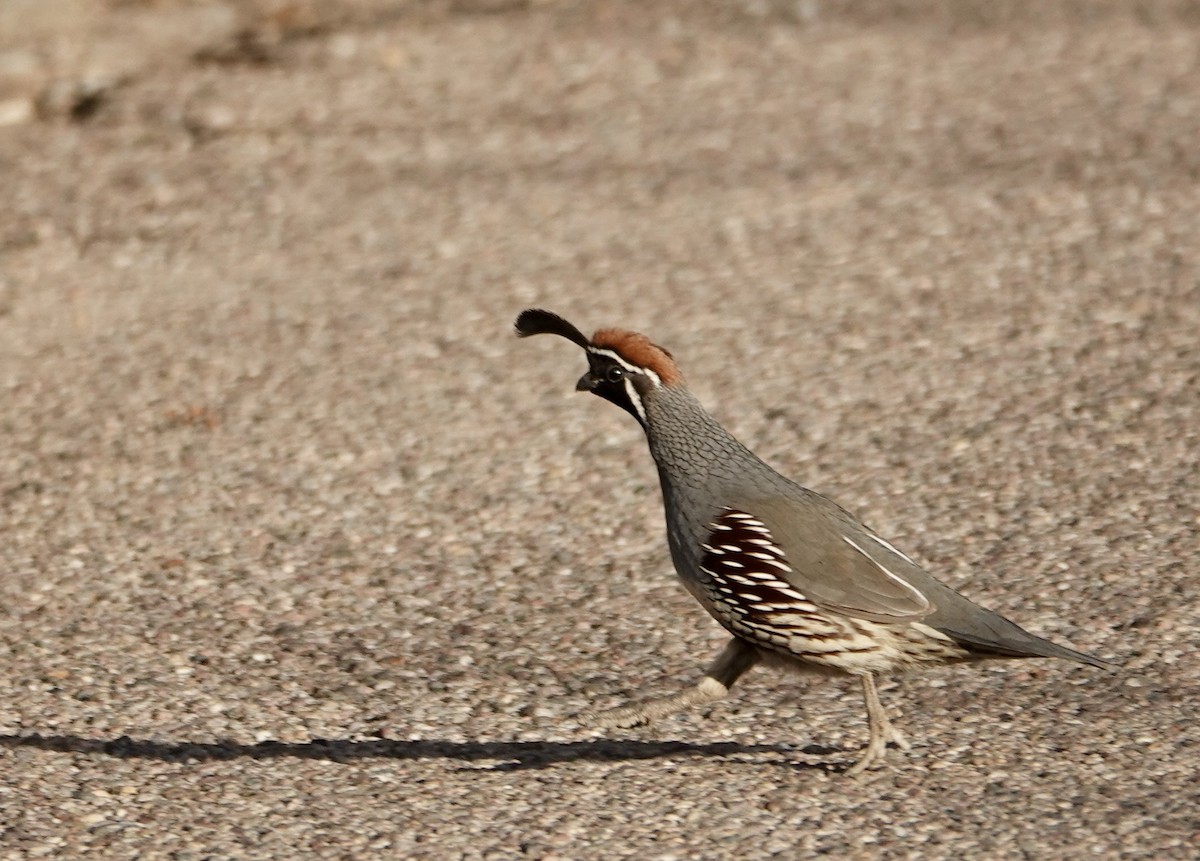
[586,347,663,387]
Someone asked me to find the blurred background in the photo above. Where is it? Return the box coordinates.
[1,1,1197,858]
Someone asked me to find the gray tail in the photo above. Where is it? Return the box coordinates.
[1023,637,1119,671]
[925,579,1118,670]
[946,625,1119,670]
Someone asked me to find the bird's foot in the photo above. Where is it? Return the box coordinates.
[577,677,730,730]
[843,725,911,776]
[844,741,890,777]
[578,701,657,730]
[884,723,911,751]
[845,710,909,775]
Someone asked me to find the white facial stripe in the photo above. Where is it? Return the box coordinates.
[586,347,636,369]
[623,378,647,422]
[586,347,663,388]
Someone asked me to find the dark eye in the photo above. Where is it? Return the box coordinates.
[605,366,625,383]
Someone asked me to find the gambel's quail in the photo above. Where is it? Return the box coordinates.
[515,308,1115,774]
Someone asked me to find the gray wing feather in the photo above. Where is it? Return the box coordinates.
[733,494,934,623]
[726,488,1115,668]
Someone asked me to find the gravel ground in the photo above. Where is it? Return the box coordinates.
[1,2,1198,858]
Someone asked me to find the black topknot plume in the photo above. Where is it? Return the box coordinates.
[514,308,590,349]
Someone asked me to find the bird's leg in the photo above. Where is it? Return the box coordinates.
[584,638,759,729]
[845,674,909,775]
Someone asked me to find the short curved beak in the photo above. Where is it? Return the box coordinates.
[575,371,598,392]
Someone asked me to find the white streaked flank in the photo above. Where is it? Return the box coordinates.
[759,557,792,573]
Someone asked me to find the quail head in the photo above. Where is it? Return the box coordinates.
[515,308,1115,774]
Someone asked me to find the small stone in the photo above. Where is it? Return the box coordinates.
[0,97,34,126]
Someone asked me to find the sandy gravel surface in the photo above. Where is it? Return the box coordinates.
[1,2,1197,858]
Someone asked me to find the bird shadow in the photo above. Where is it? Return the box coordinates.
[0,732,840,773]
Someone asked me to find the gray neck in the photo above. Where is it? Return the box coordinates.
[641,385,760,497]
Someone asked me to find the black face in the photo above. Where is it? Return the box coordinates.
[577,353,652,425]
[514,308,661,426]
